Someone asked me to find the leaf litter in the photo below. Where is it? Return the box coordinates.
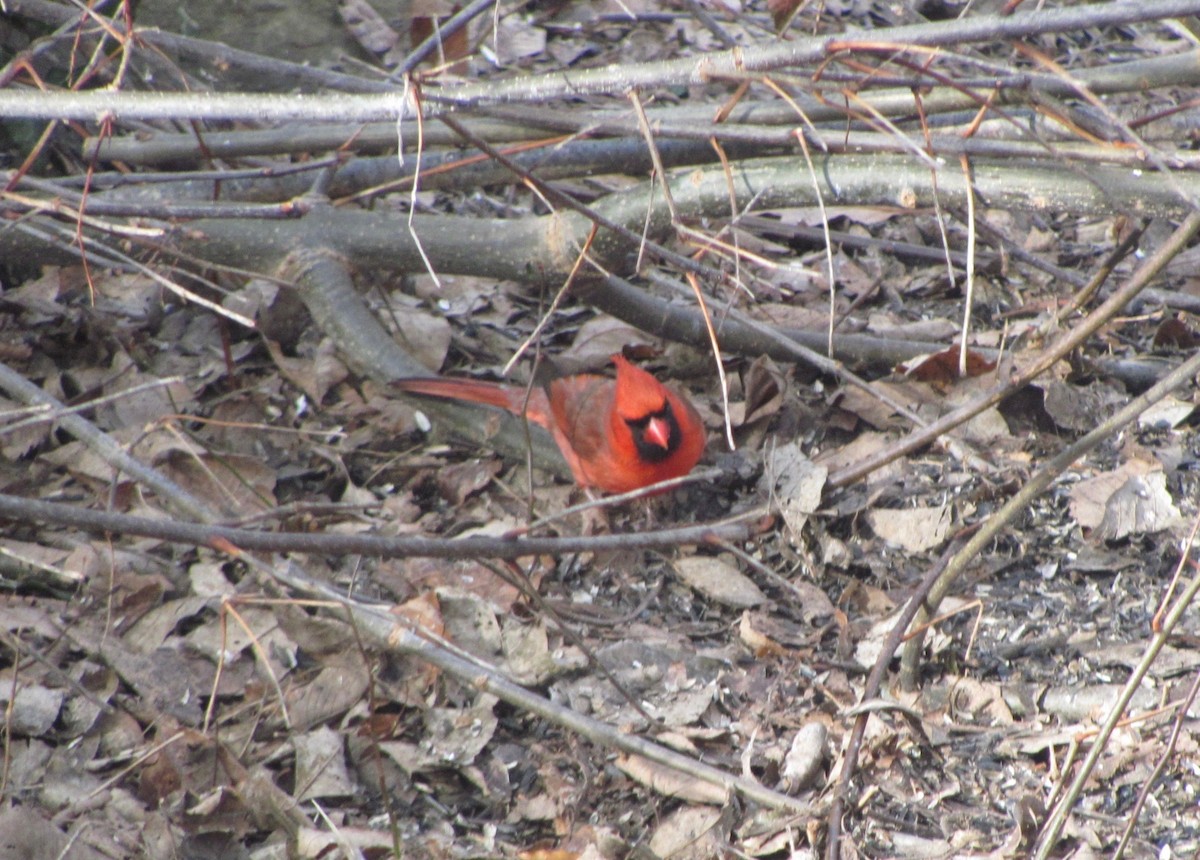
[3,4,1200,860]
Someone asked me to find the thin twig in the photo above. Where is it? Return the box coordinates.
[264,558,818,815]
[0,361,216,521]
[1035,513,1200,858]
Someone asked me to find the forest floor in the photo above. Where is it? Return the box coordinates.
[3,1,1200,859]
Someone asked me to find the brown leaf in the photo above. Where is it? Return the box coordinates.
[438,587,504,658]
[137,744,183,806]
[762,441,827,543]
[0,540,85,589]
[739,354,786,427]
[562,318,650,369]
[384,296,453,372]
[614,754,727,805]
[96,350,197,432]
[867,504,952,553]
[738,611,787,658]
[91,637,211,726]
[392,590,444,637]
[781,722,828,792]
[0,395,49,459]
[293,726,356,801]
[519,850,579,860]
[502,621,564,685]
[490,14,549,65]
[422,696,498,767]
[1093,471,1180,541]
[0,808,107,860]
[899,343,997,384]
[156,450,277,517]
[1042,379,1126,432]
[1068,459,1156,530]
[1154,316,1200,349]
[264,338,347,406]
[124,595,207,652]
[284,650,371,731]
[0,682,63,736]
[768,0,806,28]
[436,457,502,504]
[338,0,400,55]
[673,555,767,609]
[648,805,727,858]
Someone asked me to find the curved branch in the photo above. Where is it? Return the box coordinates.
[162,154,1200,284]
[275,243,572,479]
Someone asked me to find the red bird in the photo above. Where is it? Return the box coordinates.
[393,354,706,494]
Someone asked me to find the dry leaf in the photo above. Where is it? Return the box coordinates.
[648,805,727,858]
[393,591,444,637]
[867,504,951,553]
[899,344,997,383]
[492,14,548,64]
[385,296,453,372]
[814,430,903,484]
[781,723,827,792]
[1069,460,1158,530]
[265,338,348,406]
[284,651,371,732]
[96,350,196,431]
[1093,471,1180,541]
[293,726,355,801]
[124,596,209,653]
[156,451,278,517]
[438,588,504,659]
[0,808,107,860]
[562,317,654,369]
[1138,396,1195,429]
[0,394,49,459]
[855,596,969,669]
[519,849,580,860]
[338,0,400,55]
[763,441,827,543]
[1042,379,1126,432]
[738,611,787,657]
[739,355,786,427]
[1153,316,1200,349]
[502,621,564,685]
[423,696,498,767]
[615,754,728,805]
[435,457,502,504]
[297,826,396,856]
[943,676,1014,726]
[0,681,63,736]
[673,555,767,609]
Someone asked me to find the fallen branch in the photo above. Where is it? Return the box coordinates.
[0,493,771,560]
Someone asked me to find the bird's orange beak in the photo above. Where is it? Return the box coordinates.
[645,416,671,449]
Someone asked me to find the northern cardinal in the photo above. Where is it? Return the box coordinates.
[392,354,706,494]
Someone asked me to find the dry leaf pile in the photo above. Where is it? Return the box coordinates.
[3,1,1200,859]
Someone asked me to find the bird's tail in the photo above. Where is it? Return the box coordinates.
[392,377,549,425]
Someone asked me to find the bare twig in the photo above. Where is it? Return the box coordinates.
[0,362,216,521]
[0,492,769,561]
[5,1,1196,116]
[1034,512,1200,858]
